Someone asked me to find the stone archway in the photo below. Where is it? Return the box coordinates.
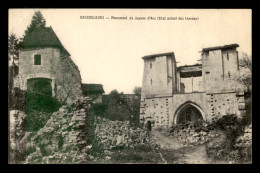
[173,102,205,125]
[27,78,52,96]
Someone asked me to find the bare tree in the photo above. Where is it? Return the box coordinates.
[239,53,252,73]
[237,53,252,96]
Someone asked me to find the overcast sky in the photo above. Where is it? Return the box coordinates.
[9,9,252,94]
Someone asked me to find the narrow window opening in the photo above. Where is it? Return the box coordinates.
[227,53,229,61]
[150,62,152,69]
[34,54,41,65]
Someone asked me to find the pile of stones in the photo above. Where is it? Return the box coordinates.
[24,97,91,164]
[9,110,27,163]
[206,124,252,164]
[229,124,252,163]
[169,120,224,146]
[234,124,252,148]
[94,116,150,150]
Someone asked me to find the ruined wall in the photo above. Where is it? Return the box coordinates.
[55,51,82,103]
[140,97,173,129]
[14,48,82,104]
[180,76,203,93]
[140,47,245,129]
[24,97,89,164]
[141,91,245,129]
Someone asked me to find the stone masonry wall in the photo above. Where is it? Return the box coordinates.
[14,48,82,104]
[140,92,245,129]
[140,47,245,129]
[21,97,89,164]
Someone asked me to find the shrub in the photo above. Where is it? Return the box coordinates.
[215,114,244,148]
[26,91,62,113]
[25,91,62,131]
[90,103,107,116]
[104,104,131,121]
[9,87,26,111]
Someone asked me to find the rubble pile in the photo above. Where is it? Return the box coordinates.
[24,97,90,164]
[229,124,252,163]
[9,110,27,163]
[234,124,252,148]
[94,116,150,150]
[206,124,252,164]
[169,120,224,146]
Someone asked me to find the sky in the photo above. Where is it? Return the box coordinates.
[8,9,252,94]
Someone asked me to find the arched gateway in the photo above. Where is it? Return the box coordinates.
[173,102,205,125]
[27,78,52,96]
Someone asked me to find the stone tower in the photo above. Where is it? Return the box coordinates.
[201,44,240,93]
[14,27,82,104]
[140,52,177,128]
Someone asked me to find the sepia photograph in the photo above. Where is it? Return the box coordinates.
[8,8,252,164]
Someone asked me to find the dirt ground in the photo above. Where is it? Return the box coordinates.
[149,130,213,164]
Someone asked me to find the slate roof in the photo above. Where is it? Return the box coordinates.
[202,44,239,52]
[23,27,70,56]
[81,84,105,96]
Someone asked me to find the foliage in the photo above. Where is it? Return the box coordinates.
[90,103,107,116]
[25,91,62,131]
[207,114,252,163]
[133,86,142,96]
[24,11,46,39]
[236,53,252,98]
[239,53,252,73]
[99,89,132,121]
[108,89,126,105]
[93,88,141,124]
[130,96,141,127]
[8,33,22,64]
[9,87,26,111]
[8,34,22,91]
[215,114,244,148]
[26,91,62,113]
[26,111,52,132]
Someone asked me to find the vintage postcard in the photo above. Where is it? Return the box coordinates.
[8,8,252,164]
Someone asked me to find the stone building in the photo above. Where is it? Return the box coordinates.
[14,27,82,103]
[140,44,246,129]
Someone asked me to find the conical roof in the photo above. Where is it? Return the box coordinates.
[23,27,70,56]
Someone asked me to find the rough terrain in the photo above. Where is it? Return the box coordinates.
[150,130,213,164]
